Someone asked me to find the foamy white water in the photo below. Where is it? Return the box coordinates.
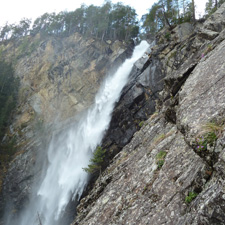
[13,41,149,225]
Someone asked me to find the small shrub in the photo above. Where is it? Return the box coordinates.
[143,185,148,192]
[185,191,198,203]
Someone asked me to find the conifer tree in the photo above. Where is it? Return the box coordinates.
[83,146,106,174]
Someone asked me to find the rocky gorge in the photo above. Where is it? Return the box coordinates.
[1,3,225,225]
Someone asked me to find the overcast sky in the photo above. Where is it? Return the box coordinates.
[0,0,207,27]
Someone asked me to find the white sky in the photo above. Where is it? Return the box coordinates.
[0,0,207,27]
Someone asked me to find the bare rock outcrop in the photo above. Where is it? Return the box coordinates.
[73,4,225,225]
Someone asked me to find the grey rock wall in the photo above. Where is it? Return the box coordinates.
[73,3,225,225]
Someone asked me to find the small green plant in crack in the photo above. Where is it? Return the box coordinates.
[195,136,207,151]
[185,191,198,204]
[156,150,167,170]
[139,121,144,128]
[156,150,167,160]
[195,122,224,151]
[143,185,148,192]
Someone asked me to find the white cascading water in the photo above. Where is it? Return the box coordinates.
[16,40,149,225]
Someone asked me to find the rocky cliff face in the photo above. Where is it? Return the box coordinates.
[72,4,225,225]
[0,32,134,222]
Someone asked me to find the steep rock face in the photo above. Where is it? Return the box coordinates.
[73,4,225,225]
[0,33,133,220]
[101,45,165,160]
[12,33,133,123]
[74,116,210,225]
[177,39,225,136]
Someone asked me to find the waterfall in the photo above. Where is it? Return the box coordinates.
[10,40,149,225]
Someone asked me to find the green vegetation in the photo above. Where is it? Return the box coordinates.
[156,150,167,169]
[157,159,165,169]
[17,37,40,58]
[0,58,18,199]
[83,146,106,174]
[0,2,139,42]
[141,0,224,38]
[205,0,225,17]
[156,150,167,160]
[0,59,18,184]
[0,60,19,139]
[141,0,197,38]
[195,122,224,151]
[185,191,198,203]
[0,0,223,43]
[164,31,171,41]
[195,136,207,151]
[139,121,144,127]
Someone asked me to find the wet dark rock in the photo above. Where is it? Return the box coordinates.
[101,48,165,158]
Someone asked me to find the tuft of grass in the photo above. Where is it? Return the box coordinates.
[202,122,224,138]
[196,122,224,150]
[153,134,166,146]
[139,121,144,128]
[156,150,167,170]
[156,150,167,160]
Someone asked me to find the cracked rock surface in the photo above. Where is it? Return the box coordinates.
[73,4,225,225]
